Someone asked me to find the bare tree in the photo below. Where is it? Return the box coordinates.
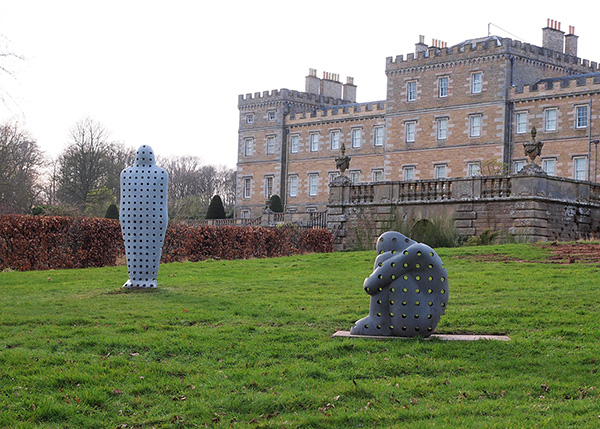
[160,156,235,219]
[56,117,115,212]
[213,166,236,213]
[0,35,24,113]
[0,122,43,214]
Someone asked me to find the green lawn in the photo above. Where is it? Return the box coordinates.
[1,244,599,428]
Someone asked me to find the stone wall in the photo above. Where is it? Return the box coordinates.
[327,173,600,250]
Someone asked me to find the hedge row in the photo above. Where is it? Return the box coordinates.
[162,223,333,263]
[0,215,333,271]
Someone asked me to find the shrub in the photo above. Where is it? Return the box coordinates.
[0,215,123,271]
[0,215,334,271]
[104,204,119,219]
[269,195,284,213]
[205,195,226,219]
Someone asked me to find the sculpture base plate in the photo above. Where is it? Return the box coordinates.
[122,280,157,289]
[332,331,510,341]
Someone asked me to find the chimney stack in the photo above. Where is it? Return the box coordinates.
[343,76,357,102]
[564,25,578,57]
[542,18,564,53]
[305,68,320,95]
[320,71,343,100]
[415,35,428,54]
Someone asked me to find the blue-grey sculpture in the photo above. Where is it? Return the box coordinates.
[120,145,169,288]
[350,231,448,337]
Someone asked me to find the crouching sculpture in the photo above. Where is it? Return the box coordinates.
[120,145,169,288]
[350,231,448,337]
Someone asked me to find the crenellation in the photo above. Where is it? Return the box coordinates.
[238,20,600,219]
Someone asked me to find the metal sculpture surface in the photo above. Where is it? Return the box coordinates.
[350,231,448,337]
[120,145,169,288]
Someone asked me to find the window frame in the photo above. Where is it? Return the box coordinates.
[405,121,416,143]
[467,162,481,177]
[545,108,557,132]
[574,156,587,180]
[264,175,274,198]
[374,126,384,147]
[576,105,588,129]
[309,133,319,152]
[407,81,417,102]
[437,117,448,140]
[267,110,276,121]
[290,134,299,154]
[266,135,275,155]
[242,177,252,199]
[516,112,527,134]
[349,170,360,183]
[245,113,254,124]
[513,160,526,174]
[438,76,449,98]
[308,173,318,196]
[434,164,447,179]
[351,128,362,149]
[372,169,384,182]
[469,114,482,137]
[403,166,416,181]
[542,158,556,176]
[471,72,482,94]
[330,130,341,150]
[288,175,299,197]
[244,138,253,157]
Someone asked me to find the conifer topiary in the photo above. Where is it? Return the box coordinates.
[206,195,226,219]
[105,203,119,219]
[269,194,283,212]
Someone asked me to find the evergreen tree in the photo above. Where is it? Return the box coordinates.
[105,203,119,219]
[205,195,226,219]
[269,194,283,212]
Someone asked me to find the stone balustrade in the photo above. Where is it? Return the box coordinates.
[328,174,600,250]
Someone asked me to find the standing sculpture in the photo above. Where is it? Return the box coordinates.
[350,231,448,337]
[119,145,169,288]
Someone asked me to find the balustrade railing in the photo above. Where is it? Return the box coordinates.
[396,180,452,201]
[481,176,512,198]
[350,184,374,203]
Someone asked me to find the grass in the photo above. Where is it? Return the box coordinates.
[1,244,600,427]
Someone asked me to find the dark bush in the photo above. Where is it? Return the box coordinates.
[205,195,226,219]
[269,195,284,212]
[105,204,119,219]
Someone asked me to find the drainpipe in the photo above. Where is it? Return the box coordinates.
[280,102,290,209]
[588,98,593,181]
[504,55,515,174]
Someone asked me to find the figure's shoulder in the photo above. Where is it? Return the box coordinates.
[121,167,134,176]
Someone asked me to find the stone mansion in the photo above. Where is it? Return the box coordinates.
[235,20,600,219]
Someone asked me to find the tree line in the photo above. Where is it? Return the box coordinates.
[0,118,236,219]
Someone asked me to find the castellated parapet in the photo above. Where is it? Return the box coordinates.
[288,101,386,123]
[385,37,599,75]
[512,74,600,98]
[238,88,351,111]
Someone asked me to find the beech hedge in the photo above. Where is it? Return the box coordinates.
[0,215,333,271]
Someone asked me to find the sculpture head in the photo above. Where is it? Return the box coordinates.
[375,231,416,255]
[134,145,156,167]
